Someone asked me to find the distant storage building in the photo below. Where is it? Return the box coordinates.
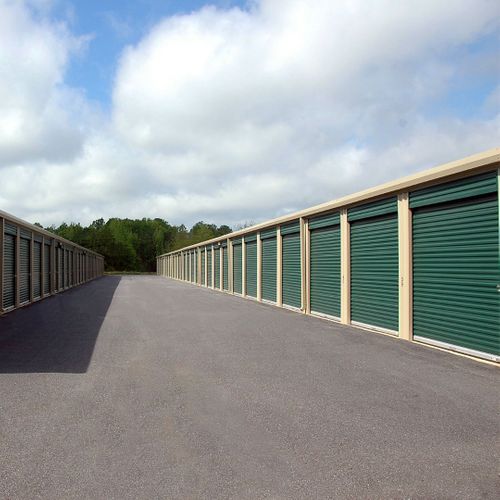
[157,149,500,363]
[0,211,104,315]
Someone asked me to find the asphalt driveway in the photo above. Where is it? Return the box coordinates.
[0,276,498,499]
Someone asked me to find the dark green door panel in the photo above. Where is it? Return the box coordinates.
[233,244,242,293]
[310,225,341,317]
[262,237,277,302]
[3,233,16,309]
[33,241,42,299]
[245,241,257,297]
[43,243,50,295]
[214,247,221,289]
[20,238,30,304]
[223,247,228,290]
[207,248,212,286]
[282,233,301,308]
[350,214,398,331]
[413,195,499,356]
[201,250,206,286]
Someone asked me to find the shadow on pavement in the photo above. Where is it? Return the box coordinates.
[0,276,121,374]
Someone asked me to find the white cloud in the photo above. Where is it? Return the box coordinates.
[1,0,499,228]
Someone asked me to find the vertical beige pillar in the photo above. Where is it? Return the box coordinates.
[304,219,311,314]
[340,209,351,324]
[276,227,282,307]
[299,218,307,313]
[257,232,262,301]
[0,217,3,312]
[398,192,412,340]
[242,237,246,297]
[198,248,201,284]
[204,248,207,286]
[228,239,234,293]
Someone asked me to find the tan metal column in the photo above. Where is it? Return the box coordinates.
[276,227,282,307]
[398,192,412,340]
[300,218,307,313]
[242,237,246,297]
[228,239,233,293]
[0,217,3,312]
[304,218,311,314]
[257,232,262,301]
[340,209,351,324]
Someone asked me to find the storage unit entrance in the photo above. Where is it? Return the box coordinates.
[245,235,257,298]
[411,172,499,360]
[281,222,301,309]
[261,228,277,303]
[309,212,341,318]
[233,240,242,294]
[349,198,398,333]
[214,246,221,289]
[222,243,229,291]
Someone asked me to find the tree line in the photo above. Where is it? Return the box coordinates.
[42,219,232,272]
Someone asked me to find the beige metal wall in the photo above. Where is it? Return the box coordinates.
[0,210,105,316]
[156,149,500,361]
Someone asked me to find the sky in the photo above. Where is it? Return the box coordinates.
[0,0,499,228]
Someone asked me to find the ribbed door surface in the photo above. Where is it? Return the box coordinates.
[310,226,341,317]
[413,195,499,356]
[350,214,398,331]
[233,244,242,293]
[19,238,30,304]
[207,249,212,286]
[282,233,301,308]
[214,248,221,289]
[58,248,63,290]
[262,238,277,302]
[201,250,206,285]
[43,244,50,294]
[191,252,195,282]
[223,248,228,290]
[245,241,257,297]
[33,241,42,299]
[3,234,16,309]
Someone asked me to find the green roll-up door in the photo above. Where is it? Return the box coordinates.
[58,248,63,290]
[282,222,301,309]
[33,241,42,299]
[233,242,242,294]
[349,198,398,332]
[214,247,221,289]
[245,237,257,297]
[412,184,499,358]
[309,213,341,318]
[43,243,51,294]
[207,248,213,287]
[201,250,206,286]
[19,237,30,304]
[223,246,228,290]
[3,228,16,310]
[261,230,277,302]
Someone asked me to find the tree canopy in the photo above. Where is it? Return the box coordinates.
[44,218,232,272]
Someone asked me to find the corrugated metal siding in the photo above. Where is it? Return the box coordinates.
[201,250,206,286]
[191,251,196,282]
[350,214,398,331]
[310,225,341,317]
[348,197,397,222]
[413,194,499,356]
[3,233,16,309]
[262,237,277,302]
[207,248,213,286]
[33,241,42,299]
[214,247,221,289]
[19,237,30,304]
[57,248,63,291]
[410,171,497,209]
[233,244,242,293]
[282,233,301,308]
[43,244,50,294]
[281,221,300,235]
[223,247,228,290]
[245,240,257,297]
[309,212,340,230]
